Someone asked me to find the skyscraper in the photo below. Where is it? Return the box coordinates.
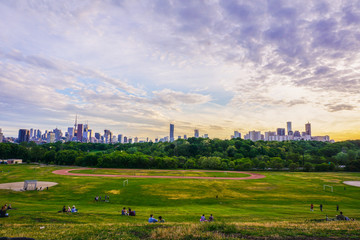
[47,132,55,143]
[277,128,285,136]
[305,122,311,136]
[234,131,241,138]
[169,124,174,142]
[287,121,292,135]
[68,127,74,139]
[0,128,3,143]
[18,129,30,143]
[194,129,199,138]
[104,129,112,143]
[118,134,123,143]
[77,124,83,142]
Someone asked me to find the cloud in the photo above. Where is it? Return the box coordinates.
[151,89,211,106]
[1,0,360,139]
[327,104,356,112]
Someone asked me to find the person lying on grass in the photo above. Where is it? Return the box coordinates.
[148,214,158,223]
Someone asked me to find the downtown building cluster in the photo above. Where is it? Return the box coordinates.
[1,121,332,144]
[236,121,332,142]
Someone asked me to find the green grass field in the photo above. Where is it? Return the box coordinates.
[0,164,360,239]
[70,168,250,177]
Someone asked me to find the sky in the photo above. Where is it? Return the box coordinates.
[1,0,360,141]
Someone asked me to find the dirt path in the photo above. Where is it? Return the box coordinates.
[52,168,265,180]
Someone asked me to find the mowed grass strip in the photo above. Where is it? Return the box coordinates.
[70,168,251,178]
[0,164,360,239]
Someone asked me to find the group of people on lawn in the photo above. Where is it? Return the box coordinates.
[310,203,353,221]
[121,207,136,216]
[61,205,78,213]
[94,195,110,202]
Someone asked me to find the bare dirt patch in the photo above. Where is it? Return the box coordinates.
[343,181,360,187]
[0,181,58,191]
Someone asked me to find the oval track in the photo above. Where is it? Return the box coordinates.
[52,168,265,180]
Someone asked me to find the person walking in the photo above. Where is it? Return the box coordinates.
[336,204,339,212]
[320,204,323,212]
[310,203,314,211]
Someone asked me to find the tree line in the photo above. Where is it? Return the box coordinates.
[0,138,360,171]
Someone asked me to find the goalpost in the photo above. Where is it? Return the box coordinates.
[323,185,333,192]
[123,179,128,187]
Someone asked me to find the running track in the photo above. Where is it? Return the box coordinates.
[52,168,265,180]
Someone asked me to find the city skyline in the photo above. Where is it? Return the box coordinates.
[4,120,332,144]
[1,1,360,141]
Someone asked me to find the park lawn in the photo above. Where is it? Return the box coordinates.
[0,164,360,239]
[70,168,251,178]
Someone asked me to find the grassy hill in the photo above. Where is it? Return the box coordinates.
[0,164,359,239]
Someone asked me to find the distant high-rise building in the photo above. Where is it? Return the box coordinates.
[53,128,62,142]
[178,136,181,140]
[264,131,276,141]
[118,134,123,143]
[134,137,138,143]
[104,129,112,143]
[95,133,101,140]
[0,128,3,143]
[30,128,34,139]
[155,138,158,143]
[77,124,83,142]
[249,131,261,141]
[184,135,187,140]
[287,122,292,135]
[194,129,199,138]
[36,129,42,139]
[18,129,30,143]
[277,128,285,136]
[123,136,128,143]
[305,122,311,136]
[234,131,241,139]
[128,138,133,144]
[293,131,301,137]
[170,124,174,142]
[203,134,209,138]
[47,132,55,143]
[68,127,74,139]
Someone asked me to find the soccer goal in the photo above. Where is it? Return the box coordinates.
[323,185,333,192]
[123,179,128,187]
[24,180,37,191]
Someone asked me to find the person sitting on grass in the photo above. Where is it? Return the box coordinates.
[0,205,9,217]
[200,214,207,222]
[122,207,127,215]
[67,206,71,212]
[71,205,78,213]
[158,216,165,223]
[208,214,214,222]
[148,214,158,223]
[129,208,136,216]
